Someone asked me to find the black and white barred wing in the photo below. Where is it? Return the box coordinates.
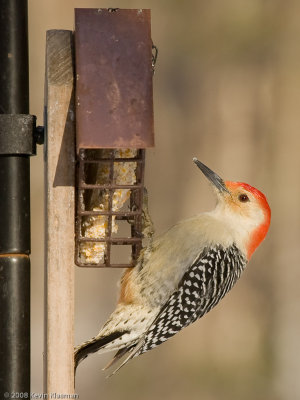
[136,244,247,356]
[111,244,247,374]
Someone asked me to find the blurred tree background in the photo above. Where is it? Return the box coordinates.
[29,0,300,399]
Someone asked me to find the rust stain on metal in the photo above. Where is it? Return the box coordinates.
[75,8,154,152]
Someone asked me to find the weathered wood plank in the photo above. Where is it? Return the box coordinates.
[44,30,75,394]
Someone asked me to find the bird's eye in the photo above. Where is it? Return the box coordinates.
[238,193,249,203]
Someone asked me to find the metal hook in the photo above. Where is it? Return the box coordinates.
[152,45,158,74]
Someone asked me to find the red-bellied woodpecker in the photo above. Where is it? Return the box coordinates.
[75,158,271,375]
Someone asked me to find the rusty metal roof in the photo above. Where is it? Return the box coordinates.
[75,8,154,151]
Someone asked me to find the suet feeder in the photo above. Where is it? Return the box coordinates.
[74,9,155,268]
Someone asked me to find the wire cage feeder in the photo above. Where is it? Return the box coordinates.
[74,8,154,268]
[76,149,146,267]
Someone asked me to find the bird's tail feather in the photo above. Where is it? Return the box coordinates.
[102,344,136,371]
[74,331,126,372]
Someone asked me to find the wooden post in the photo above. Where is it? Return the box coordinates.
[44,30,75,394]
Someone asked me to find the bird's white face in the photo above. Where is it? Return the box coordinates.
[214,181,271,259]
[220,182,265,220]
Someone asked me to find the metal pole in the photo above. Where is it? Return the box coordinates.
[0,0,30,397]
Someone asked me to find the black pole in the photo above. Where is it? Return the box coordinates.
[0,0,31,398]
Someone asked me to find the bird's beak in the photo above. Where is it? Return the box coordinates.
[193,158,230,194]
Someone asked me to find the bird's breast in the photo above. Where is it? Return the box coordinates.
[129,214,239,307]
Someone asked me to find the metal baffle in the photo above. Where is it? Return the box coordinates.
[74,9,154,268]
